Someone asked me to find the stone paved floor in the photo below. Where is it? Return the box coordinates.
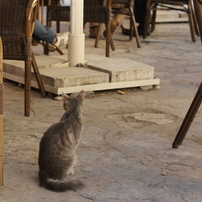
[1,20,202,202]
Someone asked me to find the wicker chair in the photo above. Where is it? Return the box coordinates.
[32,0,64,56]
[46,0,114,57]
[0,0,46,116]
[0,38,3,188]
[84,0,115,57]
[94,0,141,48]
[46,0,70,33]
[38,0,61,24]
[143,0,198,42]
[111,0,141,47]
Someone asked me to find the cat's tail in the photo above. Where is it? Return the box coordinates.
[39,170,84,192]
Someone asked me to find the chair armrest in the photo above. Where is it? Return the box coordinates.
[26,0,39,38]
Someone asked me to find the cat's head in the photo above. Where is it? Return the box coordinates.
[61,90,85,112]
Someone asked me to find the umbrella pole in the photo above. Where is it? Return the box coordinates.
[68,0,85,67]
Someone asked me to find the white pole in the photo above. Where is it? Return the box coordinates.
[68,0,85,67]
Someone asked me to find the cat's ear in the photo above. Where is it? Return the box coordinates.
[62,92,69,100]
[77,90,85,101]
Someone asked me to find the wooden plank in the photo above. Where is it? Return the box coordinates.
[0,154,2,188]
[0,37,3,188]
[0,116,3,188]
[0,40,2,80]
[0,112,3,157]
[56,78,161,94]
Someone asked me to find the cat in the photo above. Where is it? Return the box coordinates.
[38,90,85,192]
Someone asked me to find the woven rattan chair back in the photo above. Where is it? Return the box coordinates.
[84,0,115,57]
[111,0,141,47]
[1,0,32,60]
[84,0,108,24]
[143,0,199,42]
[46,0,70,33]
[46,0,113,57]
[0,0,45,116]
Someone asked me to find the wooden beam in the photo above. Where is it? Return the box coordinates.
[0,37,4,188]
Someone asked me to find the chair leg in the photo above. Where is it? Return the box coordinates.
[108,30,115,51]
[151,6,157,33]
[129,17,133,41]
[187,2,196,42]
[54,46,64,55]
[41,41,64,55]
[46,20,52,28]
[190,1,199,37]
[129,6,141,48]
[94,23,103,48]
[194,0,202,43]
[143,0,151,39]
[24,60,32,116]
[172,82,202,148]
[56,21,60,33]
[43,43,49,55]
[95,23,115,53]
[0,38,4,187]
[105,22,111,57]
[31,52,46,97]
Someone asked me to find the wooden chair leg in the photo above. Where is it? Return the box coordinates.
[24,60,32,116]
[56,21,60,33]
[43,43,49,55]
[106,22,110,57]
[187,2,196,42]
[94,23,115,53]
[129,17,133,41]
[40,41,64,55]
[0,37,4,188]
[129,6,141,48]
[94,23,102,48]
[109,33,115,51]
[31,52,46,98]
[54,46,64,55]
[172,82,202,148]
[143,0,151,39]
[0,81,3,187]
[107,24,115,51]
[191,2,200,37]
[46,19,52,28]
[151,6,157,33]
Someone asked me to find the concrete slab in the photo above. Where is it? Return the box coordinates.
[2,4,191,96]
[86,55,155,82]
[3,54,160,95]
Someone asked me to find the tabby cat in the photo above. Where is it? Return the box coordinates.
[38,90,85,192]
